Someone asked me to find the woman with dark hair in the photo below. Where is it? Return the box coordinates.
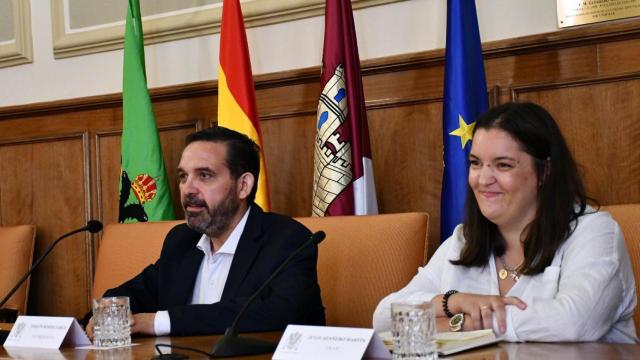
[373,102,637,343]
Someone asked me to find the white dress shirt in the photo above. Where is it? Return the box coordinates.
[154,208,251,335]
[373,208,638,343]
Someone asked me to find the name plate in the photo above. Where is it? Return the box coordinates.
[557,0,640,27]
[273,325,391,360]
[2,316,91,349]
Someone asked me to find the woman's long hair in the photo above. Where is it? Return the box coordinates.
[451,102,590,275]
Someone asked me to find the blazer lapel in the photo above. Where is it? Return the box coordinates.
[221,205,264,299]
[168,243,204,306]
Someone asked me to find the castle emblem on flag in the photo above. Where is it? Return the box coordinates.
[312,65,353,216]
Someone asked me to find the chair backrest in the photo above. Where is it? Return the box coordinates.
[295,212,429,328]
[91,220,183,299]
[0,225,36,314]
[602,204,640,332]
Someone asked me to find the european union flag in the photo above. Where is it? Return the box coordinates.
[441,0,488,242]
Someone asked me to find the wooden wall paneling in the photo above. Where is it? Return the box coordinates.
[260,114,316,217]
[95,132,121,227]
[257,81,321,119]
[488,86,498,107]
[255,72,325,217]
[367,101,443,256]
[152,95,216,129]
[361,65,444,105]
[0,133,91,318]
[597,38,640,76]
[486,45,598,88]
[513,75,640,206]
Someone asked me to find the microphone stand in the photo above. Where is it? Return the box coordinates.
[0,221,103,344]
[210,231,325,357]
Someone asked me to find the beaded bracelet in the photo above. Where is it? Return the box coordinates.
[442,290,459,318]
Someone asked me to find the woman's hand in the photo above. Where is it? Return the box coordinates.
[448,293,527,333]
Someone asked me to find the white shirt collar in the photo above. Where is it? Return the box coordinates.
[195,207,251,257]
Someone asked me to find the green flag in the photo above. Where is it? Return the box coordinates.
[118,0,175,223]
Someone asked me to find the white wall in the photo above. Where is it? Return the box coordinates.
[0,0,559,107]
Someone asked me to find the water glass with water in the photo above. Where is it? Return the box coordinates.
[391,301,437,360]
[92,296,131,347]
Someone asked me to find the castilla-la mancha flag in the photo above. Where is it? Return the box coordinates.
[217,0,270,210]
[311,0,378,217]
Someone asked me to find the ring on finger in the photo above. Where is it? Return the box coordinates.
[480,305,490,309]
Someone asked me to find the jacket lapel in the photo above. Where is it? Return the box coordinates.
[168,237,204,306]
[221,204,264,299]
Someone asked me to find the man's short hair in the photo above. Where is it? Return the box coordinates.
[185,126,261,204]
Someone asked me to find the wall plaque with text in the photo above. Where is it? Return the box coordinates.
[558,0,640,27]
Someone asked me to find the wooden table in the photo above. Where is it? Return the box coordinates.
[1,332,281,359]
[448,342,640,359]
[2,331,640,359]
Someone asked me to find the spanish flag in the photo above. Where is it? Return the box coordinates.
[217,0,270,210]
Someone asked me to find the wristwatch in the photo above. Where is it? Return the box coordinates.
[449,313,465,332]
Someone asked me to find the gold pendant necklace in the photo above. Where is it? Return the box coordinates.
[498,268,509,280]
[499,256,521,282]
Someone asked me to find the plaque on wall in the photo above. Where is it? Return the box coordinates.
[558,0,640,27]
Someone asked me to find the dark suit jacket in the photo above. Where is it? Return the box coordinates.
[103,205,325,336]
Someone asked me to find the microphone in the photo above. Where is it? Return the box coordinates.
[0,220,103,343]
[210,230,326,357]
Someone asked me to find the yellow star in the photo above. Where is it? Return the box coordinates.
[449,114,475,149]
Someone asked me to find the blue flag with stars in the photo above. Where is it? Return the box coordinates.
[441,0,488,242]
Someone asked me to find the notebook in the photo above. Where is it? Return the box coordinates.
[379,329,502,356]
[435,329,502,355]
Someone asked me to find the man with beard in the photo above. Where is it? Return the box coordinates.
[87,126,325,337]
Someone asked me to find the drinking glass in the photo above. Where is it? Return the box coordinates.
[92,296,131,347]
[391,301,437,360]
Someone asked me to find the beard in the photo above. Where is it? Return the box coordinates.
[182,186,241,238]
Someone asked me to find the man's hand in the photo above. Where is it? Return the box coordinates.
[85,312,145,339]
[85,316,95,340]
[130,313,157,335]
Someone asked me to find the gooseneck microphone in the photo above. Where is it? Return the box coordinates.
[0,220,103,336]
[210,230,326,358]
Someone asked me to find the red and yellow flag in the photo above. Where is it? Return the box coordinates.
[217,0,270,210]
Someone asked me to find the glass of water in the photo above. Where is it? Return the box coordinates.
[391,301,437,360]
[92,296,131,347]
